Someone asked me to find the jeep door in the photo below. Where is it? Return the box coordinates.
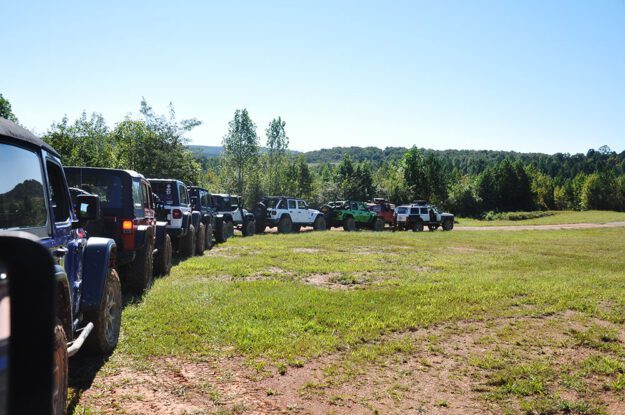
[287,199,298,222]
[296,200,309,224]
[356,202,370,222]
[419,207,429,222]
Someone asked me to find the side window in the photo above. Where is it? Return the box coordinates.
[288,199,296,209]
[141,182,150,208]
[46,161,71,223]
[132,180,142,209]
[178,184,189,205]
[297,200,307,209]
[351,202,358,210]
[420,208,428,215]
[0,143,48,233]
[277,199,287,209]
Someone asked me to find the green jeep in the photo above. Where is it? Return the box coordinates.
[321,200,385,232]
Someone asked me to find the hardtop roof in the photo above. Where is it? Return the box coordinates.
[65,166,145,180]
[0,117,60,157]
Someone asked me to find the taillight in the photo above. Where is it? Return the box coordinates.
[122,220,133,234]
[172,209,182,219]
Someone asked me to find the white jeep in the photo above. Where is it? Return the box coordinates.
[254,196,326,233]
[210,194,256,237]
[395,200,454,231]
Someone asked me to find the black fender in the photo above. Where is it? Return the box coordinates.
[155,221,168,248]
[133,224,149,250]
[191,211,202,230]
[222,214,233,223]
[55,265,73,341]
[80,237,116,312]
[181,211,191,232]
[244,212,255,222]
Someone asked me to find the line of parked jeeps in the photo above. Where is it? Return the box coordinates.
[0,118,455,415]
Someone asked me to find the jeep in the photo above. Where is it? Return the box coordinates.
[66,167,173,294]
[394,202,454,231]
[0,118,122,414]
[188,186,222,248]
[148,179,198,257]
[321,200,384,231]
[211,194,255,237]
[254,196,326,233]
[367,198,396,225]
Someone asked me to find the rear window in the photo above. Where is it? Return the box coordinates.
[0,142,48,233]
[65,170,124,210]
[151,181,178,206]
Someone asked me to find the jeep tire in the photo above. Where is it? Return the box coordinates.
[154,234,172,276]
[313,215,327,231]
[343,216,356,232]
[126,235,154,294]
[243,220,255,237]
[442,219,454,231]
[278,215,292,233]
[413,221,424,232]
[85,268,122,354]
[372,217,384,231]
[195,223,206,255]
[215,221,228,243]
[205,222,214,249]
[225,221,235,239]
[180,224,196,258]
[52,322,68,415]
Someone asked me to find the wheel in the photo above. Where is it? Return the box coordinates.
[215,221,227,243]
[278,215,292,233]
[243,220,256,236]
[84,268,122,354]
[125,234,154,294]
[372,217,384,231]
[154,233,172,276]
[195,223,206,255]
[443,220,454,231]
[52,322,68,415]
[180,224,196,257]
[292,224,302,233]
[205,222,214,249]
[313,215,327,231]
[343,217,356,232]
[225,221,235,238]
[413,221,424,232]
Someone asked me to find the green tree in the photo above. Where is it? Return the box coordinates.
[402,147,428,201]
[0,93,18,122]
[265,117,289,195]
[222,109,259,197]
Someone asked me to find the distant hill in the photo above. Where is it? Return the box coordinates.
[188,145,226,158]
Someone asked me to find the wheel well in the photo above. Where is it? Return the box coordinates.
[280,213,291,221]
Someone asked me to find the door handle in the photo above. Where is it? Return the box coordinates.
[53,247,69,258]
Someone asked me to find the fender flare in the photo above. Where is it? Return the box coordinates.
[222,214,233,223]
[134,224,149,250]
[55,265,73,341]
[191,211,202,230]
[80,237,117,312]
[155,221,168,248]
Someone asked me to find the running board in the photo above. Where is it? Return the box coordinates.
[67,322,94,357]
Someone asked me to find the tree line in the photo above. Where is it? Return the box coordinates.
[2,92,624,216]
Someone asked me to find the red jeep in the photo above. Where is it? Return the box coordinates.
[368,198,395,225]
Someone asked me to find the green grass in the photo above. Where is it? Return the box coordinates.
[457,210,625,227]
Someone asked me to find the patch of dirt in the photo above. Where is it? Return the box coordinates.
[455,221,625,231]
[292,247,323,254]
[74,312,625,415]
[448,246,479,253]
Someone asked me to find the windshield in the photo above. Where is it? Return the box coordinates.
[0,143,48,231]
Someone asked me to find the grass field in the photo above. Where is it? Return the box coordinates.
[71,226,625,415]
[457,210,625,227]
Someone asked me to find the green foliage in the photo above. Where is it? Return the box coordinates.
[0,93,18,122]
[222,109,260,196]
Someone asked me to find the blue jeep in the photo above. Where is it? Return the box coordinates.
[0,118,122,414]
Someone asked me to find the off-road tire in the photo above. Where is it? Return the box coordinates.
[343,216,356,232]
[313,215,327,231]
[205,223,214,249]
[413,221,424,232]
[154,234,172,276]
[52,322,68,415]
[243,221,255,237]
[225,221,235,238]
[126,235,154,294]
[180,224,196,258]
[84,268,122,354]
[215,221,228,243]
[278,215,292,233]
[195,223,206,255]
[372,217,384,231]
[292,224,302,233]
[442,220,454,231]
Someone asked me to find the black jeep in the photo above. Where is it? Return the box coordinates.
[188,186,223,249]
[65,167,172,294]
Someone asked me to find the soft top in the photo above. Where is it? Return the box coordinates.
[0,117,60,157]
[65,166,144,179]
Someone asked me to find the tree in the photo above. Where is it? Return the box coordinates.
[222,109,259,197]
[402,147,428,201]
[0,93,18,122]
[265,117,289,195]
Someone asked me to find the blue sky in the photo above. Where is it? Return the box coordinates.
[2,1,624,153]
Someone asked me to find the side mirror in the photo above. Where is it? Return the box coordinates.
[0,232,56,415]
[76,194,100,222]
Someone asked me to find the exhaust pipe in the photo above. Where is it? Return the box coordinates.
[67,322,94,357]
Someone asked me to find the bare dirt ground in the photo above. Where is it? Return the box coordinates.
[454,221,625,231]
[75,311,625,415]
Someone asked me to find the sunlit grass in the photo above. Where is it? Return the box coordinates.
[457,210,625,227]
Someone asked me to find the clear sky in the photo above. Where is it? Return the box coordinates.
[2,1,624,154]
